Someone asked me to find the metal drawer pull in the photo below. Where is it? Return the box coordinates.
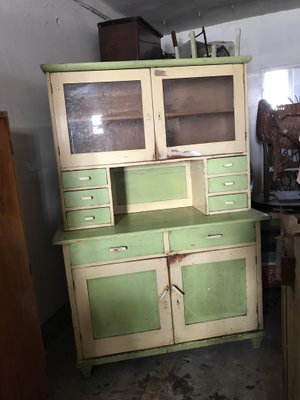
[225,200,235,205]
[206,234,223,239]
[223,163,233,167]
[172,284,185,296]
[223,181,234,186]
[109,246,128,252]
[84,216,95,221]
[159,286,169,301]
[81,196,93,200]
[79,176,91,181]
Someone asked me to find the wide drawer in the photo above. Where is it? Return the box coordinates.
[64,188,110,208]
[208,193,248,212]
[66,208,111,229]
[208,174,248,193]
[169,222,255,252]
[62,168,107,189]
[207,156,247,175]
[69,232,164,266]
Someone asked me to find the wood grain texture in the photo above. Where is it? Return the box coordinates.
[0,112,47,400]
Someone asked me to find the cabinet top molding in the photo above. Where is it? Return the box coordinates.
[41,56,252,73]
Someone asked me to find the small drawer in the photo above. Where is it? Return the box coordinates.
[64,188,110,208]
[169,222,255,252]
[208,175,248,193]
[207,156,247,175]
[66,208,111,229]
[208,193,248,212]
[69,232,164,266]
[62,169,107,189]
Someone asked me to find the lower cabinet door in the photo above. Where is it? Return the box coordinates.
[169,246,259,343]
[73,258,174,358]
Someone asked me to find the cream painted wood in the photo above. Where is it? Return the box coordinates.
[73,258,174,358]
[169,246,258,344]
[111,162,192,214]
[190,160,207,213]
[255,222,263,330]
[62,246,83,360]
[50,69,155,168]
[151,64,246,159]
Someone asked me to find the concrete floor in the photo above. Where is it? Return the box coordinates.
[46,289,282,400]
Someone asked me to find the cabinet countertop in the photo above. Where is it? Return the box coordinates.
[53,207,268,245]
[41,56,252,73]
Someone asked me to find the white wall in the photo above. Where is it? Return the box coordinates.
[162,8,300,192]
[0,0,122,323]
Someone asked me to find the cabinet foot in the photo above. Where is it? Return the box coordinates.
[251,335,263,349]
[79,365,93,378]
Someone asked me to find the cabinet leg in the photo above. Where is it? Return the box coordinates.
[251,336,263,349]
[79,365,93,378]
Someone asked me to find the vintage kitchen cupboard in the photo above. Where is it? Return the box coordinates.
[42,56,267,377]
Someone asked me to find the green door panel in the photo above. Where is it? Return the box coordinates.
[64,188,110,208]
[66,208,111,229]
[208,193,248,212]
[208,175,248,193]
[69,232,164,266]
[113,165,187,205]
[207,156,247,175]
[87,270,160,339]
[182,259,247,324]
[169,222,255,252]
[62,168,107,189]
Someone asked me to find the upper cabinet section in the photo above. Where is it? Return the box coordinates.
[49,69,155,168]
[152,64,246,159]
[47,61,247,168]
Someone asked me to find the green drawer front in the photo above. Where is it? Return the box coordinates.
[69,232,164,266]
[169,222,255,252]
[208,193,248,212]
[64,188,110,208]
[66,208,111,229]
[62,169,107,189]
[208,175,248,193]
[207,156,247,175]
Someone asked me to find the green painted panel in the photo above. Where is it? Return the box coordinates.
[62,168,107,189]
[69,232,164,266]
[66,208,111,229]
[207,156,247,175]
[87,270,160,339]
[208,175,248,193]
[113,165,187,205]
[182,259,246,324]
[64,188,110,208]
[41,56,252,73]
[169,222,255,252]
[208,193,248,212]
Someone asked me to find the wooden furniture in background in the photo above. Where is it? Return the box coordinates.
[0,112,47,399]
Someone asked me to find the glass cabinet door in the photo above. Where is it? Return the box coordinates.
[151,64,246,159]
[50,69,155,168]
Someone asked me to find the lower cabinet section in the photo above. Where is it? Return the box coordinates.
[71,245,261,361]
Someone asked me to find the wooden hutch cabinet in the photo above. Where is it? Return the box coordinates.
[42,56,267,377]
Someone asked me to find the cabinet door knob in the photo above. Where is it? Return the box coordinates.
[81,196,93,200]
[223,163,233,168]
[172,284,185,296]
[159,286,169,301]
[225,200,235,205]
[157,112,162,120]
[223,181,234,186]
[146,112,152,120]
[79,176,91,181]
[84,216,95,221]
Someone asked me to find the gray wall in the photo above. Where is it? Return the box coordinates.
[0,0,122,323]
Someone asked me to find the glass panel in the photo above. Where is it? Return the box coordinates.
[163,76,235,147]
[64,81,146,153]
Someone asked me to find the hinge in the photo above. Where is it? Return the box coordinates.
[255,255,258,265]
[57,146,61,156]
[50,82,53,94]
[10,139,14,155]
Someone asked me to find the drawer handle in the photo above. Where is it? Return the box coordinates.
[79,176,91,181]
[225,200,235,205]
[206,234,223,239]
[81,196,93,200]
[84,216,95,221]
[223,181,234,186]
[172,284,185,296]
[159,286,169,301]
[109,246,128,252]
[223,163,233,168]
